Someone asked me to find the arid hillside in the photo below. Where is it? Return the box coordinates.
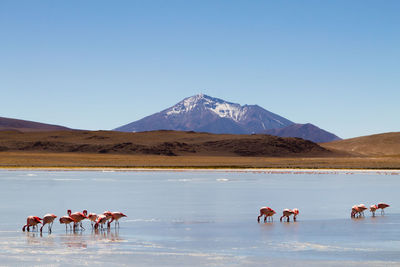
[0,117,71,132]
[0,130,333,157]
[321,132,400,156]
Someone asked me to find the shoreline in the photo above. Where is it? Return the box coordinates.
[1,152,400,171]
[1,166,400,174]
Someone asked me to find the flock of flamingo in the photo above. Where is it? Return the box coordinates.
[351,203,390,218]
[22,210,127,233]
[257,203,390,223]
[21,203,390,232]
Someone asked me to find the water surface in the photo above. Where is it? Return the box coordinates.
[0,170,399,266]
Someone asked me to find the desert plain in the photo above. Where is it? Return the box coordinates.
[0,130,399,169]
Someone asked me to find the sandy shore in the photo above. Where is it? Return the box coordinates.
[1,151,400,170]
[1,166,399,174]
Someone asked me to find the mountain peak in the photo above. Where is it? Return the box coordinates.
[166,94,244,122]
[115,94,295,134]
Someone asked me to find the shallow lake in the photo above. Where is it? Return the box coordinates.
[0,169,400,266]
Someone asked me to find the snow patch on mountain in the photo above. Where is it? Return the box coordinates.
[166,94,248,122]
[166,94,204,115]
[209,102,245,122]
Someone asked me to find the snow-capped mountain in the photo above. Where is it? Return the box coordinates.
[114,94,341,142]
[114,94,294,134]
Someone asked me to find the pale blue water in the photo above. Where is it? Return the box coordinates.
[0,170,399,266]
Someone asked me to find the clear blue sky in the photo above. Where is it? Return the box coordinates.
[1,0,399,139]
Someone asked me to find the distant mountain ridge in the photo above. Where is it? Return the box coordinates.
[264,123,341,143]
[114,94,341,142]
[0,117,71,132]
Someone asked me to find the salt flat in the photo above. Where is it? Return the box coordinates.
[0,170,399,266]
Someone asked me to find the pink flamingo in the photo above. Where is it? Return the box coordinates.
[103,211,113,228]
[22,216,42,232]
[68,210,88,230]
[40,214,57,233]
[280,209,299,222]
[377,203,390,215]
[351,205,361,218]
[357,204,367,217]
[257,207,276,223]
[59,216,75,230]
[370,205,377,216]
[87,213,98,228]
[94,214,108,230]
[107,211,127,228]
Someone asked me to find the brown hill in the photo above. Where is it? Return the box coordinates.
[0,117,71,132]
[321,132,400,156]
[0,130,334,157]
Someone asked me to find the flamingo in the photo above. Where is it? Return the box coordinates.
[68,210,88,230]
[351,205,361,218]
[40,214,57,233]
[94,214,108,230]
[103,211,113,228]
[377,203,390,215]
[22,216,42,232]
[370,205,377,217]
[257,207,276,223]
[87,213,98,228]
[357,204,367,217]
[59,216,75,231]
[107,211,127,228]
[280,208,299,222]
